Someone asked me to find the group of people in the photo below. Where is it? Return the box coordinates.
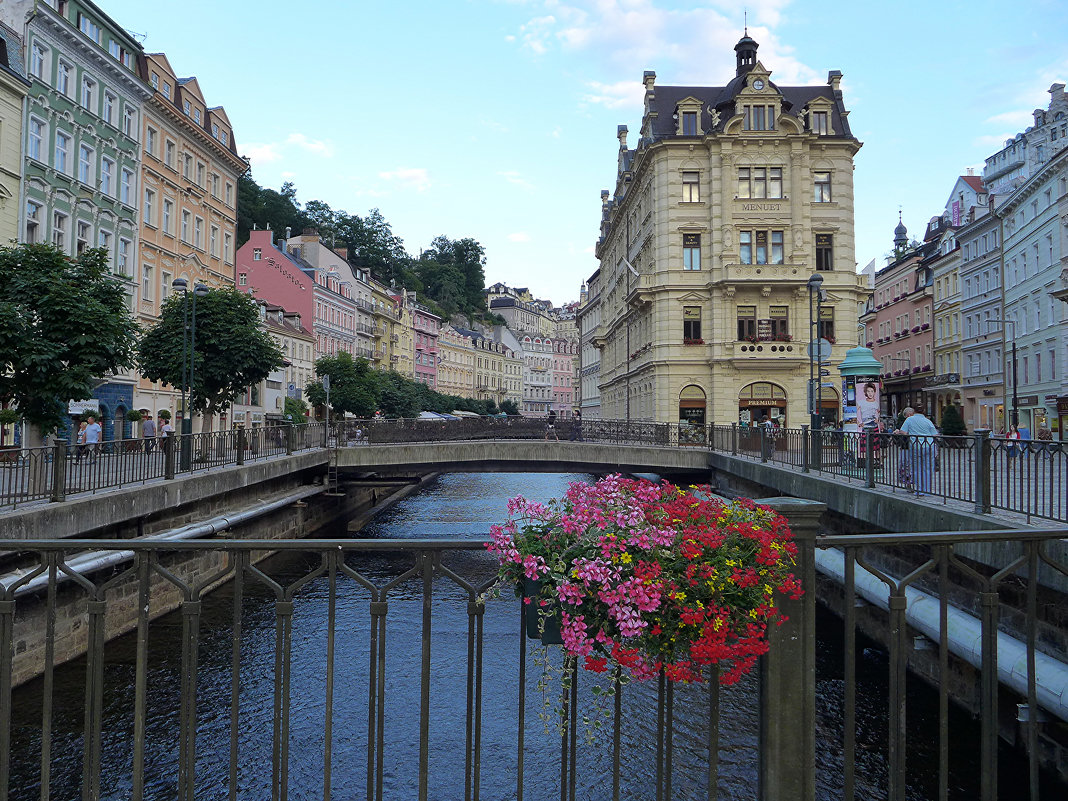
[544,409,583,442]
[72,414,175,464]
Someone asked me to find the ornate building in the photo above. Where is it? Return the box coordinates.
[590,34,866,427]
[0,20,30,245]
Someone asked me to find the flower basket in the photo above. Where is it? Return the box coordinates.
[523,578,563,644]
[488,475,801,685]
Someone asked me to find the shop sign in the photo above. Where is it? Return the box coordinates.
[1058,397,1068,414]
[757,319,772,339]
[68,399,100,415]
[1017,395,1040,407]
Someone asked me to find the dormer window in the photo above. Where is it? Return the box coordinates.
[811,111,829,134]
[743,105,775,131]
[682,112,697,136]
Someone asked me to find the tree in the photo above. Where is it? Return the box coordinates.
[283,396,308,422]
[0,244,139,440]
[500,400,520,416]
[940,404,966,436]
[138,288,284,429]
[305,352,378,418]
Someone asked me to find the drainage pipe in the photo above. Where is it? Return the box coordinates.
[2,484,324,598]
[816,547,1068,724]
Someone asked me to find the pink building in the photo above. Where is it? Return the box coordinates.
[551,339,577,415]
[861,219,938,419]
[236,229,359,360]
[411,302,440,388]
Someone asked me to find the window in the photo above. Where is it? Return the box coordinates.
[97,229,111,256]
[739,230,784,264]
[103,92,116,126]
[816,234,834,271]
[183,99,191,116]
[25,201,41,243]
[146,127,157,157]
[162,82,170,100]
[253,247,262,261]
[123,108,136,139]
[161,271,171,300]
[142,264,153,300]
[211,123,219,139]
[769,306,789,339]
[813,171,832,203]
[120,168,133,204]
[737,306,757,340]
[165,140,175,168]
[194,217,203,249]
[73,220,89,256]
[183,153,192,180]
[225,182,233,206]
[77,144,93,184]
[28,118,44,161]
[54,131,70,174]
[57,61,71,96]
[738,167,783,199]
[108,41,120,60]
[118,238,131,275]
[196,163,205,187]
[80,76,95,111]
[181,211,190,243]
[224,233,233,263]
[683,306,702,341]
[811,111,829,134]
[682,233,701,270]
[52,211,67,251]
[211,173,220,197]
[818,307,835,341]
[682,111,697,136]
[143,188,155,227]
[31,44,47,79]
[743,105,775,131]
[193,108,201,125]
[162,198,173,234]
[239,273,248,286]
[679,171,700,202]
[221,131,229,146]
[210,225,219,257]
[77,13,101,43]
[91,161,114,203]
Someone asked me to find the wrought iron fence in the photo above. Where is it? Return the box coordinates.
[0,423,327,510]
[0,526,1064,800]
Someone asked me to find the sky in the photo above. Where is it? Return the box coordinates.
[101,0,1068,304]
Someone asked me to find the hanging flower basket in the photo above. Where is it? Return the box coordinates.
[488,475,801,685]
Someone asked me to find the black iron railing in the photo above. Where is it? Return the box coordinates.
[0,523,1065,800]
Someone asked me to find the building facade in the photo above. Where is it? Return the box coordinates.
[0,20,30,245]
[133,52,244,418]
[411,302,440,388]
[577,276,603,418]
[591,35,865,428]
[437,325,474,397]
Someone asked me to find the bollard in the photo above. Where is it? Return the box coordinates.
[163,433,175,480]
[865,423,877,489]
[50,437,67,503]
[236,427,246,466]
[755,497,823,801]
[286,424,294,456]
[801,425,810,473]
[974,429,991,514]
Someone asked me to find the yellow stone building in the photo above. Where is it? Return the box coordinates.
[437,325,474,397]
[587,34,866,427]
[0,22,30,244]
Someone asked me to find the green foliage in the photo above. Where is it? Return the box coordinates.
[138,287,284,420]
[283,396,308,422]
[126,409,144,422]
[0,244,139,433]
[306,351,378,418]
[0,408,21,426]
[415,235,488,318]
[500,400,520,416]
[158,409,171,420]
[940,404,966,435]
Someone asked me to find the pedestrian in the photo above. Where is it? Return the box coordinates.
[545,409,559,441]
[760,416,775,459]
[1006,424,1021,470]
[84,414,102,464]
[895,407,937,497]
[570,410,583,442]
[1036,423,1053,459]
[74,420,88,463]
[141,413,156,453]
[160,416,174,438]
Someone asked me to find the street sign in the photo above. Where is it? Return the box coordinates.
[322,375,331,393]
[806,339,832,361]
[819,369,831,377]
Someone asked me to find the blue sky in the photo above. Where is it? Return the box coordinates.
[103,0,1067,303]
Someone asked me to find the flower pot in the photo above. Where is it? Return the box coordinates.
[523,578,563,644]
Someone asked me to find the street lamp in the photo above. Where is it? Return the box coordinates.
[171,278,209,470]
[807,273,825,470]
[985,318,1018,428]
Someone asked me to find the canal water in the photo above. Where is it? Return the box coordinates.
[6,472,1058,800]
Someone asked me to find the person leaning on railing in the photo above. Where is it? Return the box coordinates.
[895,407,938,498]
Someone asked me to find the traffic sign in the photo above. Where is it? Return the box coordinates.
[819,369,830,377]
[806,339,832,361]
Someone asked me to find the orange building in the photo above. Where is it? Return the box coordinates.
[133,53,246,419]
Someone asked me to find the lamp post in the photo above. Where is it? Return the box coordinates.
[807,273,824,469]
[985,319,1018,428]
[171,278,209,471]
[187,282,210,436]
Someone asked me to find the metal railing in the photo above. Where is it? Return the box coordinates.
[0,523,1064,799]
[0,423,327,510]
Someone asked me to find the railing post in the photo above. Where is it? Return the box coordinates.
[801,425,810,473]
[164,433,176,480]
[285,425,294,456]
[974,429,991,514]
[731,423,738,456]
[810,424,821,472]
[50,436,67,503]
[760,426,769,463]
[236,427,246,466]
[865,423,877,489]
[756,497,823,801]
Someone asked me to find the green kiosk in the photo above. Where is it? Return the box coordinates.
[837,346,884,468]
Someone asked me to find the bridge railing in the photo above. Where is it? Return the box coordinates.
[0,423,327,510]
[709,425,1067,523]
[1,520,1065,799]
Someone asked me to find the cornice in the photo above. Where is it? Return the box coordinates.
[148,95,245,176]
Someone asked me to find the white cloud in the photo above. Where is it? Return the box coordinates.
[985,109,1033,129]
[242,142,282,165]
[286,133,335,157]
[582,79,644,110]
[498,170,534,189]
[379,167,431,192]
[508,232,532,242]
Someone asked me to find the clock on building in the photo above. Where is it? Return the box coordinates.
[752,79,765,91]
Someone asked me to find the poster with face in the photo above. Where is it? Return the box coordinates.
[855,377,881,429]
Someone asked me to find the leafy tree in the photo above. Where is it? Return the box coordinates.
[283,396,308,422]
[236,174,310,246]
[0,244,139,441]
[417,235,487,317]
[500,400,520,416]
[138,288,284,430]
[305,352,378,418]
[940,404,966,436]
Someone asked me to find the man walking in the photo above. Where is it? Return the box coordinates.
[141,413,156,453]
[896,407,938,497]
[84,414,102,464]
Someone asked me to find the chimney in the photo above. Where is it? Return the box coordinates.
[284,226,291,240]
[966,167,974,176]
[642,70,656,92]
[827,70,842,94]
[302,227,319,241]
[617,124,628,149]
[333,247,348,261]
[277,239,285,251]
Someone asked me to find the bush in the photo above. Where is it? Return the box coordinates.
[940,404,966,436]
[158,409,171,421]
[126,409,145,422]
[0,408,21,426]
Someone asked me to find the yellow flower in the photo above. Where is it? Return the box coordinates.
[712,618,723,630]
[763,584,773,595]
[620,552,632,564]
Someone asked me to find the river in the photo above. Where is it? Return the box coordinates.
[5,472,1057,799]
